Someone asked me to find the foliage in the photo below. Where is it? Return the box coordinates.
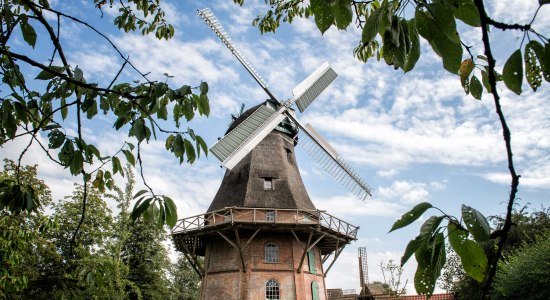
[379,260,407,297]
[123,218,172,300]
[439,246,466,293]
[0,0,210,241]
[493,232,550,299]
[490,205,550,252]
[1,162,201,298]
[440,205,550,298]
[0,160,56,297]
[169,254,202,300]
[234,0,548,296]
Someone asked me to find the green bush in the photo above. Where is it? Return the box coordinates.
[493,231,550,299]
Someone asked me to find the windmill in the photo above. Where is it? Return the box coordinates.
[197,8,372,201]
[170,9,372,299]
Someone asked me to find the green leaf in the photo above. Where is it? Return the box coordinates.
[20,21,37,48]
[92,169,104,188]
[58,140,74,166]
[133,189,148,199]
[112,156,123,176]
[197,94,210,116]
[199,81,208,95]
[454,0,481,27]
[131,118,147,142]
[35,66,66,80]
[130,198,152,222]
[362,7,382,44]
[415,4,462,74]
[157,103,168,120]
[332,0,353,30]
[163,196,177,228]
[47,130,65,149]
[178,85,192,96]
[389,202,433,232]
[184,138,196,164]
[196,135,208,158]
[401,235,425,267]
[419,215,444,238]
[403,19,420,72]
[524,41,544,91]
[502,49,523,95]
[122,149,135,166]
[60,98,68,120]
[158,200,166,228]
[459,58,475,91]
[414,231,446,295]
[173,134,185,162]
[470,75,482,100]
[165,134,175,150]
[461,205,490,242]
[70,151,83,175]
[310,0,334,34]
[448,222,488,282]
[74,67,84,82]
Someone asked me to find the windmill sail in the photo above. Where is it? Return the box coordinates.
[210,105,286,170]
[292,62,338,113]
[290,119,372,200]
[199,7,373,201]
[197,8,277,102]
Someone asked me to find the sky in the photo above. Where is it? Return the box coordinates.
[1,0,549,295]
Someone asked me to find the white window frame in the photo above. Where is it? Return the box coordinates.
[265,243,279,263]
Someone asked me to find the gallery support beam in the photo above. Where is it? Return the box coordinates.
[217,230,247,272]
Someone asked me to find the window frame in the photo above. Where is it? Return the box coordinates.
[265,243,279,263]
[266,279,280,300]
[263,177,274,190]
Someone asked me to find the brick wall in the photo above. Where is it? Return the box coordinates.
[200,233,328,300]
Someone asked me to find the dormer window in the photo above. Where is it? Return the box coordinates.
[263,177,273,190]
[266,210,275,222]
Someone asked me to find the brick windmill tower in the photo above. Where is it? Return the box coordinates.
[171,9,372,300]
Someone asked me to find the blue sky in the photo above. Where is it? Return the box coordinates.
[2,0,549,294]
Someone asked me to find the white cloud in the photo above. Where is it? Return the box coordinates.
[378,180,433,205]
[377,168,398,178]
[315,194,405,218]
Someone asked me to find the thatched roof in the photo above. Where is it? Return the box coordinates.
[207,128,315,212]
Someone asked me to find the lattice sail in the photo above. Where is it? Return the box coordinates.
[292,62,338,113]
[358,247,369,286]
[197,8,270,92]
[210,105,286,170]
[296,123,372,201]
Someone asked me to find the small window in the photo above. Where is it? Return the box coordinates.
[307,250,316,274]
[265,243,279,263]
[263,178,273,190]
[266,279,280,300]
[224,211,231,222]
[266,210,275,222]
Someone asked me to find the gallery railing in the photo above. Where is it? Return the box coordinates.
[171,207,358,239]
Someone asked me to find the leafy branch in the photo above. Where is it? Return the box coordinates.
[0,0,211,252]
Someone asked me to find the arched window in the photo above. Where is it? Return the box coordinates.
[266,279,280,300]
[311,281,320,300]
[265,243,279,263]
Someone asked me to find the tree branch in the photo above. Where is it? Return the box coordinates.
[473,0,521,297]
